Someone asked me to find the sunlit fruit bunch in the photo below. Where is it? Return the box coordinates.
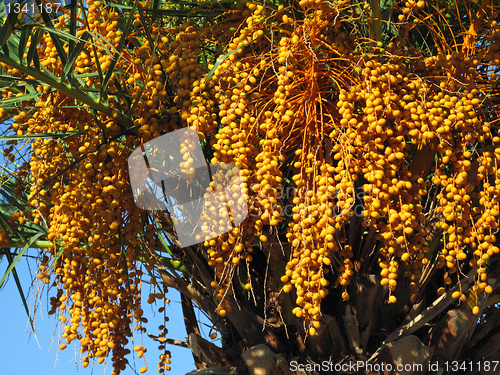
[193,0,500,336]
[1,0,500,358]
[0,4,202,375]
[25,96,164,374]
[198,10,266,312]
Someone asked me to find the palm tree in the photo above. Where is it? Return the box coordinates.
[1,0,500,374]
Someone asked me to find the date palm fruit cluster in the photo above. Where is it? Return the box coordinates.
[0,1,499,374]
[195,0,500,335]
[0,1,180,374]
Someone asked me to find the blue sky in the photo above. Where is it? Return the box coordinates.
[0,252,203,375]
